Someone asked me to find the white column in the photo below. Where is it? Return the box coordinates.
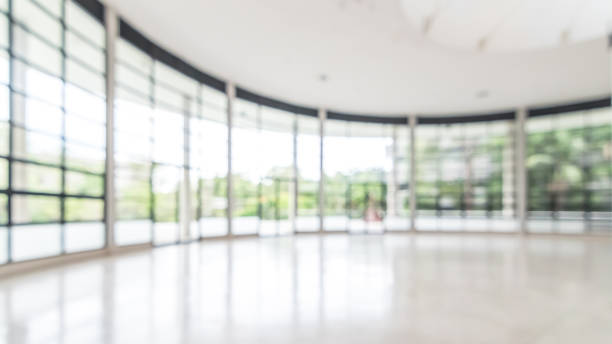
[318,108,326,233]
[409,115,417,232]
[388,125,398,218]
[180,96,191,242]
[515,107,527,234]
[104,6,118,251]
[226,83,235,237]
[291,116,298,234]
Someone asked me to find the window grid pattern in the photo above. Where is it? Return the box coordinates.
[415,120,516,232]
[1,0,106,263]
[527,108,612,233]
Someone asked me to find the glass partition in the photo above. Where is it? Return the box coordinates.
[415,120,516,232]
[526,108,612,233]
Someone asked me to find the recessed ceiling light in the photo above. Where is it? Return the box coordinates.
[476,90,489,99]
[319,74,329,82]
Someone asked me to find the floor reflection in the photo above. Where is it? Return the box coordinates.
[2,234,612,343]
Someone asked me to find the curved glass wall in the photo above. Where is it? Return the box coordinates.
[415,120,516,232]
[0,0,610,267]
[527,107,612,233]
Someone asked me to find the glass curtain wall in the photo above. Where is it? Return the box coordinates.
[259,106,295,236]
[296,115,320,232]
[114,38,154,246]
[152,62,197,244]
[526,107,612,233]
[323,119,392,233]
[1,0,106,263]
[193,85,228,238]
[231,99,260,235]
[385,124,410,231]
[415,120,516,231]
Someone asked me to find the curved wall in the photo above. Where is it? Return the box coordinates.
[0,0,611,267]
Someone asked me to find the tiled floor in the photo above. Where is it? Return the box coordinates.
[1,233,612,343]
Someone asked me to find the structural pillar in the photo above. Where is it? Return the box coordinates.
[409,115,417,232]
[318,108,326,233]
[515,107,527,234]
[104,6,118,251]
[226,83,235,237]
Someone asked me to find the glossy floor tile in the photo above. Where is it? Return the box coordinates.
[1,234,612,343]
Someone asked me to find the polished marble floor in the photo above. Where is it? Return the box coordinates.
[1,233,612,343]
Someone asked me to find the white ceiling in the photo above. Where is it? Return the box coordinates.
[102,0,611,116]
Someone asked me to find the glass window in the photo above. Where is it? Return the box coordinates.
[0,158,7,190]
[65,171,104,197]
[65,222,104,253]
[296,116,320,232]
[194,85,228,238]
[12,224,61,261]
[323,120,392,233]
[13,0,62,47]
[3,0,107,263]
[12,162,62,194]
[152,165,180,245]
[114,38,154,246]
[12,127,62,165]
[527,108,612,233]
[12,92,63,136]
[232,99,260,235]
[12,26,62,76]
[65,198,104,222]
[415,120,516,232]
[11,195,61,224]
[258,107,295,236]
[0,193,7,224]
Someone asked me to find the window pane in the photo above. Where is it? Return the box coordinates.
[65,143,105,174]
[12,162,62,193]
[65,84,105,123]
[0,121,7,156]
[13,60,62,106]
[66,171,104,197]
[0,226,6,264]
[13,25,62,76]
[12,92,63,135]
[12,127,62,165]
[0,193,7,224]
[65,198,104,222]
[115,219,152,246]
[12,224,61,261]
[66,1,104,48]
[65,113,106,148]
[65,222,105,253]
[0,14,8,50]
[0,158,7,190]
[12,195,60,224]
[66,31,104,72]
[66,60,104,95]
[13,0,62,47]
